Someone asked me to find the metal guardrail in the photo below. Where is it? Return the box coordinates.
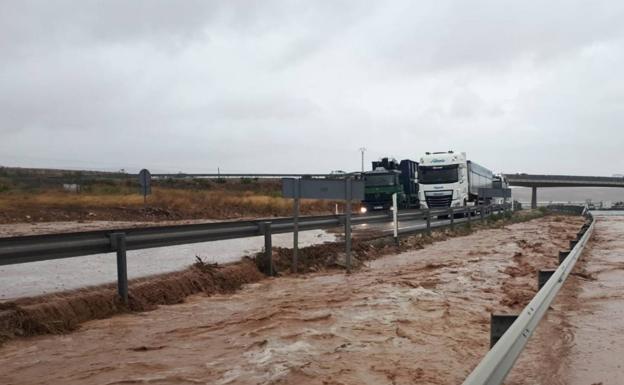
[462,210,594,385]
[546,204,586,215]
[0,203,510,302]
[0,205,508,266]
[151,173,337,179]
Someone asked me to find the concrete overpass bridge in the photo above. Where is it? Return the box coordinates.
[503,174,624,208]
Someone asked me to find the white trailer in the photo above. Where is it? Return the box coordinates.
[418,151,494,209]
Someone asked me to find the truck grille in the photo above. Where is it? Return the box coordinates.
[425,193,453,208]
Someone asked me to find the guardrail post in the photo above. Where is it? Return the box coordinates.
[538,270,556,290]
[480,205,485,221]
[569,239,578,249]
[467,207,472,224]
[490,314,518,348]
[292,179,300,274]
[449,207,455,229]
[345,178,353,273]
[425,209,431,235]
[558,250,570,264]
[392,193,399,246]
[262,222,274,276]
[110,232,129,305]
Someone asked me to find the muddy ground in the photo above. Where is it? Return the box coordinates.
[0,214,584,385]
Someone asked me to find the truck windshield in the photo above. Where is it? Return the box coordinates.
[419,165,459,184]
[365,174,396,186]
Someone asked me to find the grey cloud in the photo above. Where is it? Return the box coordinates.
[1,1,624,176]
[364,1,624,73]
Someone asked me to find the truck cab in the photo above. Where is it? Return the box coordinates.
[362,168,402,210]
[362,157,419,211]
[418,151,467,209]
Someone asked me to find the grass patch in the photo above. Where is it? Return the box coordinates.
[0,186,338,222]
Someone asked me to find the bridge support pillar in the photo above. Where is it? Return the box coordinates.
[531,187,537,209]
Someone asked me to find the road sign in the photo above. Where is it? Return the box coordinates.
[138,169,151,201]
[282,178,364,200]
[282,177,363,273]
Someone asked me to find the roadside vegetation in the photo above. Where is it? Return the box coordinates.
[0,167,336,223]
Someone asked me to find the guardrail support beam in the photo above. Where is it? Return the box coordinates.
[449,208,455,229]
[531,187,537,209]
[538,269,556,290]
[559,250,570,264]
[426,210,432,235]
[262,222,274,276]
[110,232,129,305]
[292,179,300,274]
[490,314,519,348]
[570,239,578,249]
[345,178,353,273]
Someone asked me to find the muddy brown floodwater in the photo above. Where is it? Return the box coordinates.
[507,212,624,385]
[0,215,583,385]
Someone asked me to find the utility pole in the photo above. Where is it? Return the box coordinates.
[359,147,366,172]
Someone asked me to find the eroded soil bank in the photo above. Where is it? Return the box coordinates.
[0,215,584,385]
[506,212,624,385]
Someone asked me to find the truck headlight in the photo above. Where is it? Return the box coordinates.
[360,207,367,214]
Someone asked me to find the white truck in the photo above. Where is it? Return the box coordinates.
[418,151,494,209]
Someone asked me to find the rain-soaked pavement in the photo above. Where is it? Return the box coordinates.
[0,215,587,385]
[506,211,624,385]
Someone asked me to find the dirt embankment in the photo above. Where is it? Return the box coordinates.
[0,214,587,385]
[0,211,545,344]
[0,260,264,343]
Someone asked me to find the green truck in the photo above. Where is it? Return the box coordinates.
[361,158,419,211]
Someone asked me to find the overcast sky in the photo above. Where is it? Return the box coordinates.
[1,1,623,175]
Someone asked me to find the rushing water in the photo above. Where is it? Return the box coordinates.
[0,215,584,385]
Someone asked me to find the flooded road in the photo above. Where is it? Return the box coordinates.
[507,212,624,385]
[0,215,583,385]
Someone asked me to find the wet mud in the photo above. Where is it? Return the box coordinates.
[0,215,584,385]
